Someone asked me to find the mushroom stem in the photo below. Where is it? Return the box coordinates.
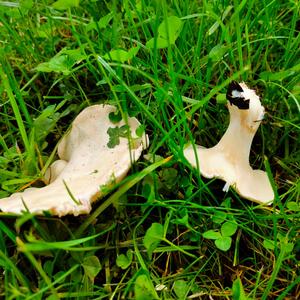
[215,100,263,168]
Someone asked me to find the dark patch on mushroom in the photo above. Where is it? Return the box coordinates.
[226,81,250,110]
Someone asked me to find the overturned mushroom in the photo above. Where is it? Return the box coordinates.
[184,81,274,204]
[0,105,148,216]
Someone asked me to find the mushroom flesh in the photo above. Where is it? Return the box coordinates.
[0,105,148,216]
[184,81,274,204]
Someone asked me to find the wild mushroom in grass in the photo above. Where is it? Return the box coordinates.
[184,81,274,204]
[0,105,148,216]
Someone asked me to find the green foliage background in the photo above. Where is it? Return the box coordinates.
[0,0,299,299]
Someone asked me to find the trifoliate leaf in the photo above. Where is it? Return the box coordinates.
[107,125,129,148]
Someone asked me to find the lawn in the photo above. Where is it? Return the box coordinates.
[0,0,299,299]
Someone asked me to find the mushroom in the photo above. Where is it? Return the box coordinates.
[184,81,274,204]
[0,105,148,216]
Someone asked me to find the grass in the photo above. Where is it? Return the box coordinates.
[0,0,299,299]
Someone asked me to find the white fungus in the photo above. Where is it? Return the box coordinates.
[184,81,274,204]
[0,105,148,216]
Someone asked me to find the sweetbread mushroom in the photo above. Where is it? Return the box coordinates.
[0,104,148,216]
[184,81,274,204]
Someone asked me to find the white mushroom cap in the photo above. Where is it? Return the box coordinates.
[184,82,274,204]
[0,105,148,216]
